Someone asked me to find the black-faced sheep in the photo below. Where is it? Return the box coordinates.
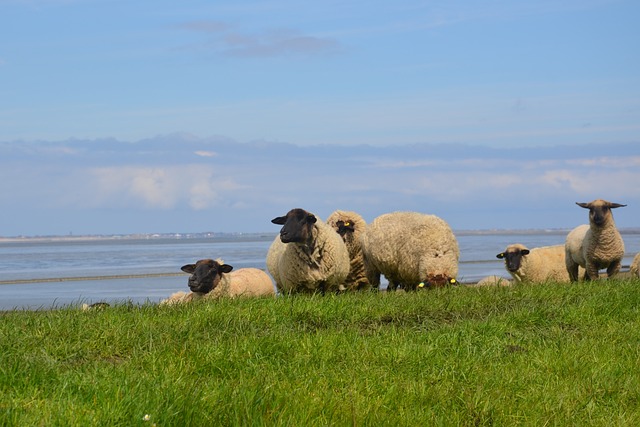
[496,244,572,283]
[360,211,459,291]
[326,210,370,291]
[266,208,350,294]
[565,199,626,281]
[161,258,275,304]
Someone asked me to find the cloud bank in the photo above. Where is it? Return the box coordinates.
[1,135,638,236]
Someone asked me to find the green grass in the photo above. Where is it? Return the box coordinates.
[2,279,640,426]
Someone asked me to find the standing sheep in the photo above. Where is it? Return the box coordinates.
[630,253,640,278]
[565,199,626,281]
[161,258,275,304]
[326,210,370,291]
[360,211,459,291]
[266,208,350,294]
[496,244,572,283]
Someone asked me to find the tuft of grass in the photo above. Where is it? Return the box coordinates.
[2,279,640,426]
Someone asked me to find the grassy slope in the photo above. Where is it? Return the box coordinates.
[1,279,640,426]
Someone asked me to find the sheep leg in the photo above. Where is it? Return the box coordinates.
[386,280,399,292]
[585,263,599,281]
[366,268,381,291]
[318,281,327,295]
[606,261,621,278]
[567,262,580,282]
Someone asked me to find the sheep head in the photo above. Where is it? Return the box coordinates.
[576,199,626,227]
[271,208,317,243]
[496,244,530,272]
[335,219,355,238]
[417,275,459,289]
[181,259,233,294]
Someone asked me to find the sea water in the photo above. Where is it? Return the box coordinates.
[1,231,639,310]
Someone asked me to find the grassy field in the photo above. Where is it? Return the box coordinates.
[2,279,640,426]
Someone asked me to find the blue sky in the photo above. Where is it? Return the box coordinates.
[1,0,639,236]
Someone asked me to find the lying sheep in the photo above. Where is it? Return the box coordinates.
[360,211,460,291]
[326,210,370,291]
[497,244,571,283]
[161,258,275,304]
[630,253,640,278]
[474,275,512,287]
[565,199,626,281]
[81,302,110,311]
[266,208,350,294]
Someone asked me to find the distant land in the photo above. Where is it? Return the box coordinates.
[2,228,640,243]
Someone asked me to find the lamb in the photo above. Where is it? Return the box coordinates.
[565,199,626,281]
[266,208,351,294]
[360,211,460,291]
[630,253,640,278]
[496,244,572,283]
[161,258,275,304]
[326,210,370,291]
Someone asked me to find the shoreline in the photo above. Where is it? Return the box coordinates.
[2,228,640,244]
[0,272,185,286]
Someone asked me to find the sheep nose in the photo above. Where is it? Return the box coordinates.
[279,231,292,243]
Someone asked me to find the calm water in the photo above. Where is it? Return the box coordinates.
[1,231,639,310]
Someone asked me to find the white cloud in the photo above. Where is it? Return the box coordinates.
[194,150,217,157]
[539,169,640,198]
[88,165,240,210]
[565,156,640,168]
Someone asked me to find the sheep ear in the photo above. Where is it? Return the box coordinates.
[608,203,627,209]
[496,253,505,259]
[181,264,196,274]
[271,215,287,225]
[521,249,530,256]
[576,202,590,209]
[219,264,233,273]
[306,214,317,224]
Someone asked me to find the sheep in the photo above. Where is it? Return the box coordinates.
[630,253,640,278]
[266,208,351,294]
[161,258,275,304]
[496,244,572,283]
[360,211,460,291]
[81,302,110,311]
[326,210,370,291]
[565,225,589,281]
[565,199,626,281]
[474,275,512,287]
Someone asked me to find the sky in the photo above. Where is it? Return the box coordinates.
[1,0,639,236]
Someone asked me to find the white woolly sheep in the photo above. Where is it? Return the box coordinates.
[474,275,512,287]
[266,208,351,294]
[565,225,589,281]
[326,210,370,291]
[360,211,460,291]
[496,244,572,283]
[565,199,626,281]
[161,258,275,304]
[630,253,640,278]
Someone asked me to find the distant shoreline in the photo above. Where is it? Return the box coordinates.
[0,272,185,285]
[2,228,640,243]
